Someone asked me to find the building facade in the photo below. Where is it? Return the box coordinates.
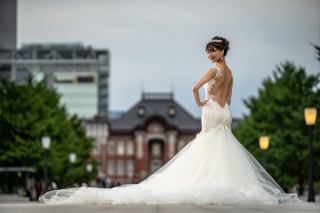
[0,43,110,118]
[85,116,109,178]
[0,0,17,49]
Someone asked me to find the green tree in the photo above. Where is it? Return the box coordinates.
[0,76,98,187]
[233,61,320,194]
[311,43,320,61]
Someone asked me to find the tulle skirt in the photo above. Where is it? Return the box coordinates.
[39,125,306,205]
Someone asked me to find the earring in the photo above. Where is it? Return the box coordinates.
[221,55,224,60]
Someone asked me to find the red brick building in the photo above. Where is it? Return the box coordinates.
[86,92,201,184]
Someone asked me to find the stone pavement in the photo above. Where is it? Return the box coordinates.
[0,203,319,213]
[0,195,319,213]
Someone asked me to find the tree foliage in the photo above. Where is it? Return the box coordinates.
[312,43,320,61]
[0,76,98,188]
[233,61,320,193]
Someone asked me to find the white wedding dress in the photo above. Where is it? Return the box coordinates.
[40,67,306,205]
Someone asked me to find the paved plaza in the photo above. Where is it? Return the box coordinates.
[1,195,320,213]
[0,202,320,213]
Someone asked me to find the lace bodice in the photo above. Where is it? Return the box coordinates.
[203,67,223,100]
[200,67,232,134]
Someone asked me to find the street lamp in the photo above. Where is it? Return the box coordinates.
[41,136,51,192]
[86,163,93,184]
[69,153,77,187]
[259,136,269,169]
[304,108,317,202]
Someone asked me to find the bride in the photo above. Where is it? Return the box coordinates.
[40,36,306,205]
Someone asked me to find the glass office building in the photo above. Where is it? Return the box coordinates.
[0,43,110,118]
[54,71,99,118]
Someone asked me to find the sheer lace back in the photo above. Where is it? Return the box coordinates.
[201,67,233,134]
[204,67,233,108]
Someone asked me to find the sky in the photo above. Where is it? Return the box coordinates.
[18,0,320,118]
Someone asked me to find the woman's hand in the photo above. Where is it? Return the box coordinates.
[193,68,217,108]
[198,100,209,107]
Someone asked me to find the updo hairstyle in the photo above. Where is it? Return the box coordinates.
[206,36,230,57]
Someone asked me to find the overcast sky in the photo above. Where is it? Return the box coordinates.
[18,0,320,118]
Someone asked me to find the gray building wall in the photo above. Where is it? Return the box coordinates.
[0,0,17,49]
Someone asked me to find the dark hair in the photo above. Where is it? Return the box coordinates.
[206,36,230,56]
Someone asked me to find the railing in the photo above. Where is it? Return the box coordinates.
[0,49,108,61]
[142,93,173,100]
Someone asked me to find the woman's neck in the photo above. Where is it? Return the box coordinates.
[215,58,226,68]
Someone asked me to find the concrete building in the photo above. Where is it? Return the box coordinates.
[0,43,110,118]
[0,0,17,49]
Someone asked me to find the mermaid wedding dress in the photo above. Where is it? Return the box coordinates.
[40,67,305,205]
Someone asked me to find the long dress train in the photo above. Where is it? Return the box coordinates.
[39,68,307,205]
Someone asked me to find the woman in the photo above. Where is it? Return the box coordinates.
[40,36,306,205]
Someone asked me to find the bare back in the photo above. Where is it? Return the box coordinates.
[205,66,233,108]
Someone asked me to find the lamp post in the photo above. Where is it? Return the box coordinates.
[86,163,93,185]
[41,136,51,192]
[304,108,317,202]
[259,136,269,169]
[69,153,77,187]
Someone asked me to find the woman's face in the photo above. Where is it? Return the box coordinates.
[207,47,223,63]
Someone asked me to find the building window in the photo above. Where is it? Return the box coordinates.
[153,124,160,132]
[152,143,161,157]
[137,106,145,117]
[85,124,92,137]
[137,131,144,159]
[168,106,176,117]
[108,140,115,155]
[117,160,124,176]
[151,160,162,173]
[117,140,125,155]
[92,144,100,154]
[127,160,135,176]
[177,140,185,152]
[98,53,106,64]
[127,141,134,155]
[77,76,94,83]
[92,124,97,135]
[108,160,114,176]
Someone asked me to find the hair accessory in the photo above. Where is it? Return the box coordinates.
[208,39,223,43]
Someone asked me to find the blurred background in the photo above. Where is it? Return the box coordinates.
[0,0,319,203]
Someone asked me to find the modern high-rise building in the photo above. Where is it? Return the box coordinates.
[0,43,110,118]
[0,0,17,49]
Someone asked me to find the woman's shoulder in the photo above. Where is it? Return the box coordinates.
[208,67,221,75]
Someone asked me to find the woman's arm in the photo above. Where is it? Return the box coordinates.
[192,68,217,107]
